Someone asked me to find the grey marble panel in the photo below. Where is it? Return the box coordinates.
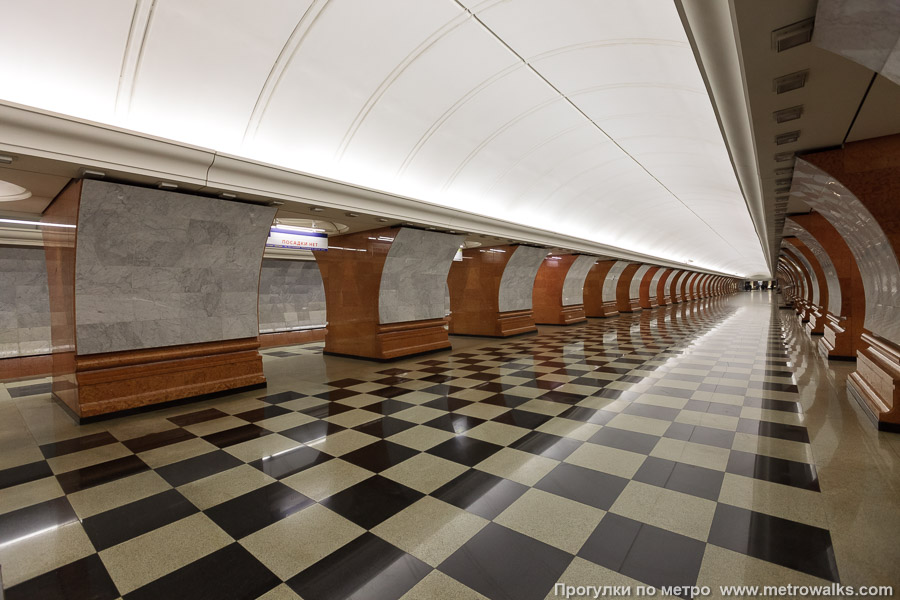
[814,0,900,86]
[378,228,464,324]
[782,243,820,306]
[601,261,629,303]
[258,259,326,333]
[498,246,548,312]
[784,219,842,316]
[628,265,652,300]
[74,179,276,355]
[0,247,51,357]
[791,158,900,344]
[561,255,596,306]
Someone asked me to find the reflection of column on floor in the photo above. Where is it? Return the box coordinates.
[788,213,864,359]
[41,179,275,420]
[314,227,463,361]
[447,245,547,337]
[532,255,593,325]
[794,136,900,430]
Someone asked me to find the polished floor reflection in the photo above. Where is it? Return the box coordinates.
[1,293,898,599]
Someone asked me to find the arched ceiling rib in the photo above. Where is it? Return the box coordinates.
[0,0,768,277]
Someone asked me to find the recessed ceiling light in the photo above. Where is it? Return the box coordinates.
[81,169,106,179]
[219,192,237,199]
[773,70,809,94]
[774,152,795,162]
[775,167,793,177]
[0,155,13,165]
[309,207,324,212]
[775,178,792,186]
[773,105,804,123]
[377,218,390,222]
[775,130,800,145]
[0,179,32,202]
[345,212,358,217]
[157,182,178,190]
[771,18,815,52]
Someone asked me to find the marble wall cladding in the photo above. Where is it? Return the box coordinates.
[74,180,276,355]
[782,243,820,306]
[378,228,464,324]
[674,271,690,297]
[258,258,326,333]
[0,246,52,358]
[781,255,807,301]
[792,158,900,344]
[601,261,629,302]
[814,0,900,86]
[785,218,842,316]
[628,265,651,300]
[498,246,548,312]
[560,255,596,306]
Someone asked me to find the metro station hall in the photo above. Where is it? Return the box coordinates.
[0,1,899,599]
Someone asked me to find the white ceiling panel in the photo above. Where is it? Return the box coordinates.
[0,0,769,276]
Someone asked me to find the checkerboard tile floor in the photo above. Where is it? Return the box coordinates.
[0,295,888,599]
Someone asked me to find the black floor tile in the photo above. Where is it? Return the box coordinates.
[648,385,695,399]
[249,444,331,479]
[633,457,724,501]
[424,413,485,434]
[0,460,53,491]
[370,386,412,399]
[328,378,368,388]
[315,388,362,402]
[288,532,430,600]
[5,554,119,600]
[340,440,419,473]
[202,424,271,448]
[588,427,660,455]
[426,436,503,467]
[0,497,78,546]
[56,455,149,494]
[492,409,553,429]
[321,475,423,529]
[82,489,198,550]
[432,469,528,520]
[353,417,416,438]
[743,396,802,413]
[623,403,682,421]
[439,523,572,600]
[481,392,532,409]
[535,463,628,510]
[682,399,742,418]
[281,421,344,444]
[7,382,52,397]
[422,397,473,412]
[540,390,585,405]
[361,399,416,416]
[258,390,305,404]
[125,543,280,600]
[664,422,734,449]
[737,418,810,444]
[300,403,354,419]
[725,450,820,491]
[234,405,291,423]
[205,482,314,539]
[708,503,839,582]
[122,428,196,453]
[156,449,244,487]
[579,513,705,595]
[558,405,616,425]
[39,432,119,458]
[167,408,228,427]
[510,431,581,461]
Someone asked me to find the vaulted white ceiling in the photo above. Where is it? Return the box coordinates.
[0,0,769,276]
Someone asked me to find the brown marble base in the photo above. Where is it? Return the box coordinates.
[819,314,856,359]
[325,318,451,361]
[620,300,642,313]
[449,309,537,338]
[259,328,326,349]
[535,305,587,326]
[848,333,900,431]
[0,354,54,380]
[585,301,619,318]
[58,338,266,419]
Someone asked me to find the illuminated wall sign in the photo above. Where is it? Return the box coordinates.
[266,227,328,251]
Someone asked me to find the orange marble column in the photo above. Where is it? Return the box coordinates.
[668,270,686,304]
[532,255,593,325]
[584,260,618,317]
[41,180,271,420]
[447,245,546,337]
[639,266,662,309]
[656,268,675,305]
[615,263,643,313]
[785,237,829,334]
[315,227,462,360]
[790,212,865,359]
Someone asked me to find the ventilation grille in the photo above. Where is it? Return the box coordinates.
[775,167,794,177]
[775,130,801,145]
[773,105,804,123]
[775,178,792,187]
[773,70,809,94]
[775,152,795,162]
[772,18,815,52]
